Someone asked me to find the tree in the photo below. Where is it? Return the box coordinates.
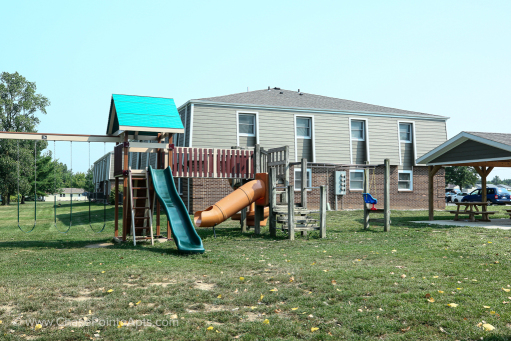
[0,72,50,204]
[72,172,87,190]
[490,175,502,184]
[84,166,94,193]
[30,151,65,198]
[445,166,479,190]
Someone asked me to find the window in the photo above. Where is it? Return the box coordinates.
[349,170,364,190]
[398,170,413,190]
[238,114,256,136]
[399,123,412,143]
[351,120,365,141]
[294,168,312,191]
[296,117,311,138]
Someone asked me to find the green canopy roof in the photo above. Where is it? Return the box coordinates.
[106,94,184,136]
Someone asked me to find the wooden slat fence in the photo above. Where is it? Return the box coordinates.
[172,147,254,178]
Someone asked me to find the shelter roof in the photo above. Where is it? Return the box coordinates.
[106,94,184,136]
[417,131,511,167]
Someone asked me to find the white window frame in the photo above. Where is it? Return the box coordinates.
[348,117,370,164]
[293,114,316,162]
[294,168,312,191]
[350,119,365,141]
[236,111,259,147]
[398,169,413,191]
[349,170,365,191]
[295,117,312,139]
[397,121,417,166]
[399,123,413,143]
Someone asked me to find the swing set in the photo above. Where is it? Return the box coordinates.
[362,167,378,211]
[14,136,111,234]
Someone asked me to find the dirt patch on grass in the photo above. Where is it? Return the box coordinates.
[194,281,215,291]
[84,243,114,248]
[242,311,261,321]
[204,320,224,326]
[61,289,100,302]
[0,304,15,315]
[149,282,175,288]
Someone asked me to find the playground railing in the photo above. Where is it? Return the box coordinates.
[172,147,254,179]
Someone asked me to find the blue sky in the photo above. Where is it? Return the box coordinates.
[3,0,511,178]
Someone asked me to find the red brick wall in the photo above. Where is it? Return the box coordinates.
[180,165,445,213]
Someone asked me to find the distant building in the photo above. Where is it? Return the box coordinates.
[44,188,87,202]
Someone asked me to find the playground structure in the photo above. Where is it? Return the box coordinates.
[0,94,393,255]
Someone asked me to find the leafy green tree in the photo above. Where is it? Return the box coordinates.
[490,175,502,184]
[72,172,87,190]
[0,72,49,204]
[445,166,479,190]
[29,151,65,198]
[85,166,94,193]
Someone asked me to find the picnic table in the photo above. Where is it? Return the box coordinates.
[446,202,496,222]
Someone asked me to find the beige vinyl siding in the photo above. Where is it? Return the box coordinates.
[259,110,296,159]
[176,108,186,146]
[414,120,447,157]
[367,116,400,165]
[188,104,447,166]
[185,104,192,147]
[315,114,350,164]
[297,138,312,161]
[109,153,114,179]
[239,136,256,148]
[401,143,414,169]
[191,105,238,149]
[352,140,366,164]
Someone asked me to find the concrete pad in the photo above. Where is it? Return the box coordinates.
[412,219,511,230]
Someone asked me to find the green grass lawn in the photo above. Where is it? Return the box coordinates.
[1,202,511,340]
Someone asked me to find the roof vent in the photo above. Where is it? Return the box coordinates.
[268,86,270,90]
[279,91,283,94]
[298,89,300,92]
[299,92,303,96]
[273,87,280,90]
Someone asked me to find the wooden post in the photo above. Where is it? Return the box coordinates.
[320,185,326,238]
[301,158,307,209]
[288,184,294,240]
[254,144,261,174]
[166,134,172,238]
[122,133,129,241]
[240,207,247,233]
[363,163,370,230]
[114,176,119,237]
[156,134,162,237]
[428,165,442,220]
[269,167,277,237]
[282,145,290,204]
[384,159,390,232]
[254,205,264,235]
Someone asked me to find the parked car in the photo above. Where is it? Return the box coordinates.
[461,187,511,205]
[452,192,469,203]
[445,188,460,202]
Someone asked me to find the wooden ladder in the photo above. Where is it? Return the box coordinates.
[128,169,154,246]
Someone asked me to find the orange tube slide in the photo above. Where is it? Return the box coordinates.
[194,179,267,227]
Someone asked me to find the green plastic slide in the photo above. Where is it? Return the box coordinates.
[148,166,204,254]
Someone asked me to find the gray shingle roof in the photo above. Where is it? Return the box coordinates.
[466,132,511,147]
[194,88,447,119]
